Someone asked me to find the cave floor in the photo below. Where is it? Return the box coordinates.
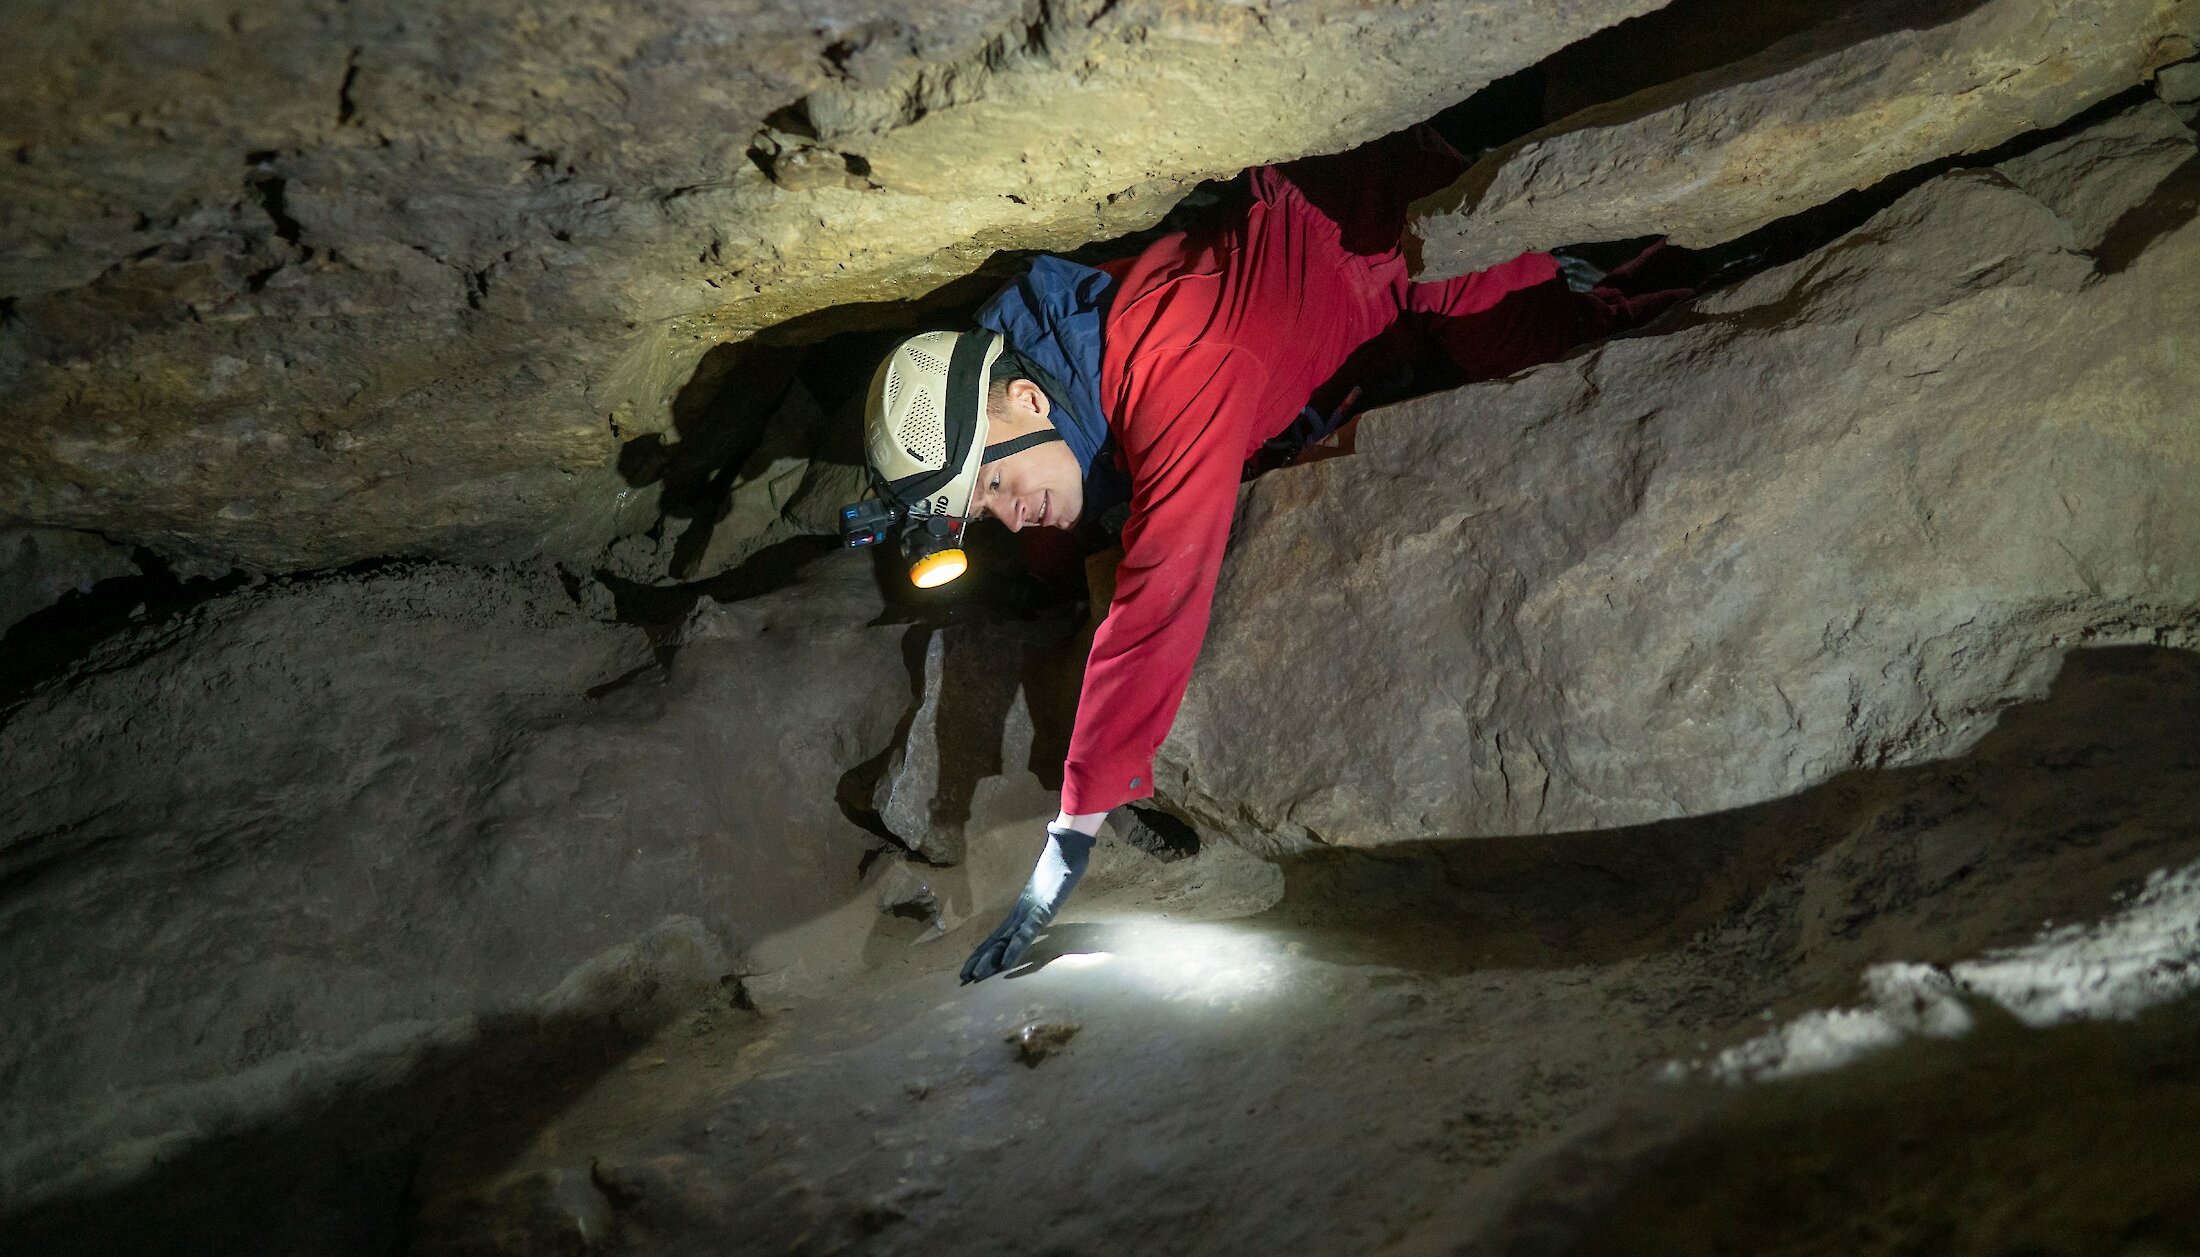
[407,648,2200,1257]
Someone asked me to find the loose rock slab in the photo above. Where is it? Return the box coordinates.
[1407,0,2200,278]
[1165,106,2200,849]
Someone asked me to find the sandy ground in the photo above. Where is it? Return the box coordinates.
[400,646,2200,1257]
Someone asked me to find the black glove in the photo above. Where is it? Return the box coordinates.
[960,824,1095,984]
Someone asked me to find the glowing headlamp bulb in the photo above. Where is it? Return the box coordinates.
[909,548,968,588]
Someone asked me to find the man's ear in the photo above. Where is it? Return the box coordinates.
[1010,377,1052,422]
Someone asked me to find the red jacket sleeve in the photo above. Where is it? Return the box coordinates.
[1061,342,1271,814]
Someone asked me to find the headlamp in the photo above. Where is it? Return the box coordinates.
[840,497,970,588]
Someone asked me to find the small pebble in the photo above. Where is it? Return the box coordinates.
[1007,1019,1079,1067]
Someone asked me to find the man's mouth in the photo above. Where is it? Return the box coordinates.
[1038,490,1051,528]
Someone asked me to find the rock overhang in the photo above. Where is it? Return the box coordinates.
[0,0,1677,577]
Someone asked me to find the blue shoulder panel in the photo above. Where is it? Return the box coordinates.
[975,256,1115,477]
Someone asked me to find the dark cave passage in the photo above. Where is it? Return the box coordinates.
[5,2,2199,1255]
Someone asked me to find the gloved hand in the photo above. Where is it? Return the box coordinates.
[960,824,1095,984]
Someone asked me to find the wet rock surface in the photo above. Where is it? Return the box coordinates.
[1407,0,2200,277]
[1161,105,2200,850]
[1,0,1669,577]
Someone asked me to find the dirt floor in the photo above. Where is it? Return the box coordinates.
[345,645,2200,1257]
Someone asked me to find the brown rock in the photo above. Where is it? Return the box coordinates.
[1007,1016,1079,1066]
[0,0,1668,577]
[1407,0,2200,279]
[1994,100,2198,250]
[0,555,909,1206]
[1164,107,2200,849]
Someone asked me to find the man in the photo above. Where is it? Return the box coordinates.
[847,128,1690,983]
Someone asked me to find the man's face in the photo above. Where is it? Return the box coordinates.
[969,378,1083,532]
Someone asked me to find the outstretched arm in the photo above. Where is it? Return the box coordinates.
[961,343,1270,983]
[1060,341,1271,816]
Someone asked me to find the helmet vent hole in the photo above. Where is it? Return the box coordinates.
[906,390,941,464]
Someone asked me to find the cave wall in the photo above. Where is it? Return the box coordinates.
[0,524,137,634]
[6,5,2200,1247]
[0,557,910,1212]
[1159,100,2200,849]
[1408,0,2199,277]
[0,0,1671,578]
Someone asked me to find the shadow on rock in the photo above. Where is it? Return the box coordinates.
[613,282,1015,583]
[0,550,249,721]
[1478,996,2200,1257]
[0,987,758,1257]
[1253,645,2200,975]
[2097,148,2200,274]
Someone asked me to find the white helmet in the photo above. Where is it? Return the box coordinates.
[842,329,1063,587]
[864,330,1004,522]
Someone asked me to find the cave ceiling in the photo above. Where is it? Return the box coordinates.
[0,0,1673,575]
[5,0,2194,582]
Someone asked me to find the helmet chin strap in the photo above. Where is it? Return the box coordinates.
[980,429,1066,463]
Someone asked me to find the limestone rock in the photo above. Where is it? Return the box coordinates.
[1407,0,2200,279]
[874,859,943,932]
[0,559,909,1210]
[1,0,1669,577]
[1162,107,2200,850]
[1994,100,2198,251]
[0,525,139,635]
[599,376,864,584]
[2160,57,2200,103]
[872,617,1077,864]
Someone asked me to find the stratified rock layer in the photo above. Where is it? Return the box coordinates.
[0,0,1666,576]
[1161,105,2200,850]
[1407,0,2200,278]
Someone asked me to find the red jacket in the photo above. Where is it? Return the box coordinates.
[1060,150,1590,814]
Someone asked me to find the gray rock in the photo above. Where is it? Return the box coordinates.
[2160,57,2200,102]
[873,617,1075,864]
[1006,1016,1079,1067]
[0,526,139,635]
[1407,0,2200,278]
[874,859,943,930]
[0,0,1669,577]
[1162,108,2200,850]
[0,560,909,1210]
[1994,100,2198,251]
[599,377,856,584]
